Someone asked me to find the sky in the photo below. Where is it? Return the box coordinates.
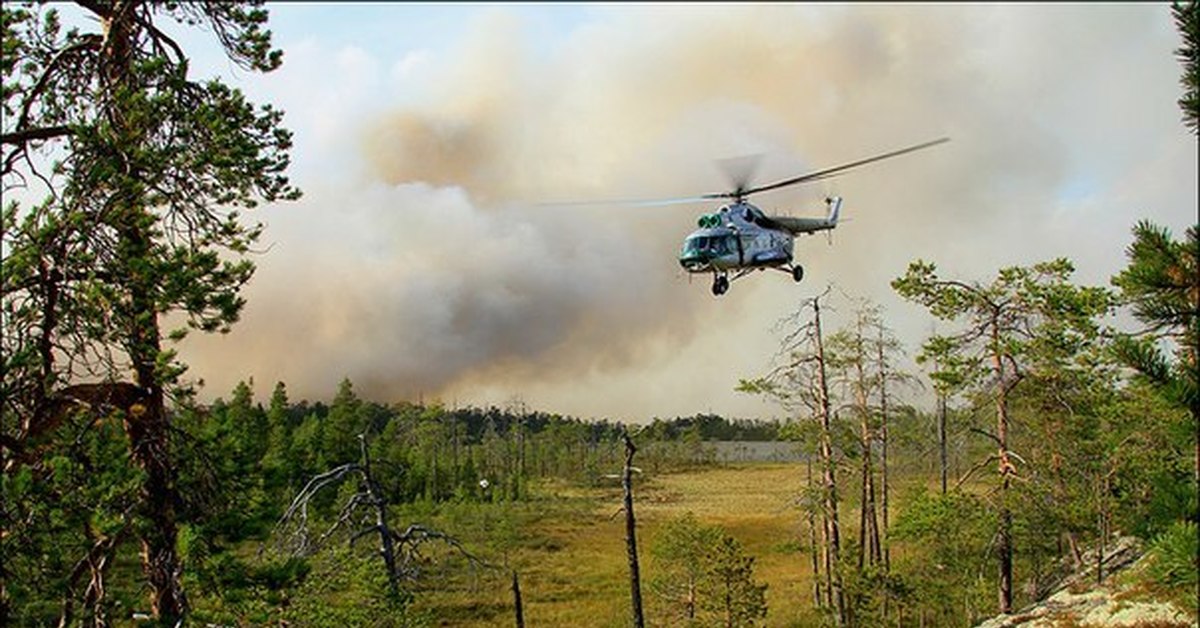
[170,3,1198,422]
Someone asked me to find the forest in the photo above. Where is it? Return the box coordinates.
[2,1,1198,627]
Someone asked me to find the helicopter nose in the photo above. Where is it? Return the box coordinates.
[678,251,709,271]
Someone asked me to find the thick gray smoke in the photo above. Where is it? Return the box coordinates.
[180,5,1197,419]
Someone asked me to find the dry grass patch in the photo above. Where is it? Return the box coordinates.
[410,463,824,626]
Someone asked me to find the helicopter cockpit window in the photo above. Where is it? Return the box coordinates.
[682,234,732,257]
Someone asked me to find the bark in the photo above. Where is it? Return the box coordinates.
[855,362,881,569]
[991,314,1014,615]
[512,570,525,628]
[0,125,74,145]
[360,436,402,600]
[813,298,845,625]
[122,202,186,622]
[622,430,645,628]
[878,330,892,574]
[937,392,948,496]
[807,457,822,609]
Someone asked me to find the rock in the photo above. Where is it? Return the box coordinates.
[974,536,1197,628]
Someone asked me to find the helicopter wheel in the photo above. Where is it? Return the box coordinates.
[712,276,729,296]
[792,265,804,283]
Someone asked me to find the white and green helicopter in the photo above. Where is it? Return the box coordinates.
[667,137,948,295]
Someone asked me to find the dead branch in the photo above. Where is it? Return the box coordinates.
[265,433,489,602]
[955,454,1000,490]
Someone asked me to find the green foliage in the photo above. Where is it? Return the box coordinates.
[1175,0,1198,133]
[649,513,767,626]
[2,414,143,625]
[1111,221,1199,413]
[1146,520,1199,589]
[324,378,367,465]
[282,544,426,627]
[3,2,300,620]
[840,561,913,628]
[890,487,996,624]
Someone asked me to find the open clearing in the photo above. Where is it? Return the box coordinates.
[409,463,822,627]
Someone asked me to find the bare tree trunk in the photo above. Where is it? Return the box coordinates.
[857,421,881,569]
[813,298,845,625]
[877,331,893,622]
[992,319,1014,615]
[512,570,525,628]
[807,456,822,608]
[58,527,126,628]
[937,392,948,495]
[822,511,833,610]
[622,430,645,628]
[856,396,881,569]
[359,436,403,601]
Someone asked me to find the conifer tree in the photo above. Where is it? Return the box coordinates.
[2,2,299,620]
[893,258,1112,614]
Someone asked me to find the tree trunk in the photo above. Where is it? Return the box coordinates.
[813,298,845,625]
[878,331,892,575]
[937,392,948,495]
[123,223,186,621]
[807,456,822,608]
[102,5,185,620]
[512,570,525,628]
[622,430,645,628]
[992,318,1014,615]
[360,436,403,601]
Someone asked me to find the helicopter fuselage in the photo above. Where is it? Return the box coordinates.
[677,201,796,274]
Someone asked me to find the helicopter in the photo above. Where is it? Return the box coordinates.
[650,137,949,296]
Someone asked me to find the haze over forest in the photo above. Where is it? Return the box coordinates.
[170,3,1198,421]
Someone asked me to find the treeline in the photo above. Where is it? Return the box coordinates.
[5,374,784,625]
[193,377,782,520]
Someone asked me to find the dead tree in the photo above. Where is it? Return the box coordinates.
[738,288,845,624]
[805,456,823,608]
[621,428,646,628]
[512,570,525,628]
[811,295,846,625]
[270,432,483,602]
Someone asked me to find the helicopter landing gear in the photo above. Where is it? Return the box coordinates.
[792,265,804,283]
[712,274,730,296]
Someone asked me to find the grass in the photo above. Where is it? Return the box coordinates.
[405,463,824,627]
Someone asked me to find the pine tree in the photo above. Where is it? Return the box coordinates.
[893,258,1113,614]
[2,3,298,621]
[1174,0,1198,133]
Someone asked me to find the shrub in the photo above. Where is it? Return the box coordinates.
[1146,520,1199,589]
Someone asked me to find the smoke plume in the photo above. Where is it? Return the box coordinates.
[180,4,1197,419]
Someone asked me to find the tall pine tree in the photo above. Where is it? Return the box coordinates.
[2,2,299,621]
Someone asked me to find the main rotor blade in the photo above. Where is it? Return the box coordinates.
[538,194,715,209]
[740,137,950,197]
